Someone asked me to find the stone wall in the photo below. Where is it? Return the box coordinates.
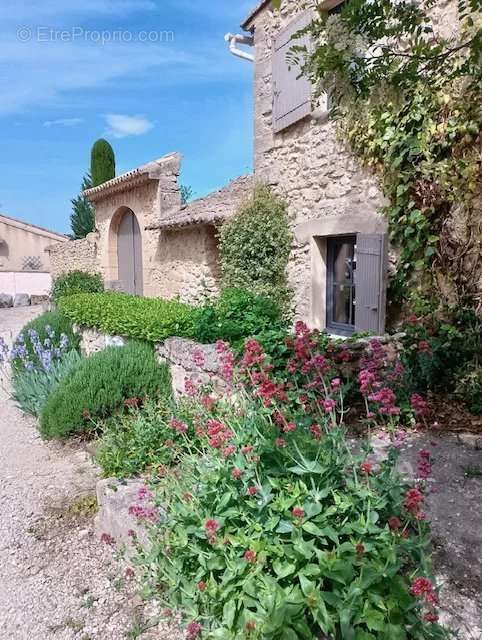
[151,225,221,305]
[48,234,100,279]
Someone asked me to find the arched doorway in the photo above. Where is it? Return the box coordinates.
[117,210,143,295]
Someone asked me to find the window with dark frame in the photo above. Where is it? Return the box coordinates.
[326,235,356,335]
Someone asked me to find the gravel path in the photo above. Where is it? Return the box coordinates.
[0,307,182,640]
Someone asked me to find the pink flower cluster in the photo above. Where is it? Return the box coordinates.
[410,577,439,605]
[411,394,432,420]
[186,621,202,639]
[128,504,159,522]
[204,518,220,544]
[404,487,425,519]
[417,449,432,480]
[216,341,235,382]
[169,418,189,434]
[206,419,233,449]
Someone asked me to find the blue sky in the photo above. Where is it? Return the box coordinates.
[0,0,255,233]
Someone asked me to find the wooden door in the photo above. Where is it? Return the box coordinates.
[117,210,143,295]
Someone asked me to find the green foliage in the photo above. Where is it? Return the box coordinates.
[70,173,95,239]
[52,271,104,303]
[135,396,448,639]
[91,138,115,187]
[180,184,193,204]
[12,311,79,374]
[300,0,482,308]
[191,288,287,349]
[58,292,194,343]
[40,342,171,439]
[11,350,82,417]
[219,186,293,310]
[96,398,186,478]
[400,308,482,413]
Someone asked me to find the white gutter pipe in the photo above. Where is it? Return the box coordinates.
[224,33,254,62]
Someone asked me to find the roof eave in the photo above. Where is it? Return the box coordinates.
[241,0,272,30]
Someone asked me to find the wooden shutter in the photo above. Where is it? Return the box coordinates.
[273,11,312,133]
[355,233,388,334]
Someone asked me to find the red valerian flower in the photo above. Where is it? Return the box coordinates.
[275,438,287,448]
[231,467,243,480]
[124,396,140,408]
[169,418,188,434]
[245,620,256,632]
[283,422,296,433]
[331,378,341,391]
[197,581,207,592]
[407,314,419,325]
[246,486,259,496]
[310,424,322,440]
[322,398,336,413]
[100,533,115,546]
[361,461,373,475]
[417,448,432,479]
[186,621,202,639]
[222,445,236,458]
[410,577,439,604]
[411,393,432,419]
[244,550,257,563]
[292,507,305,519]
[125,567,135,579]
[355,543,365,558]
[404,487,424,516]
[418,340,431,353]
[424,612,439,623]
[192,348,205,368]
[241,444,254,455]
[388,516,402,531]
[204,519,220,544]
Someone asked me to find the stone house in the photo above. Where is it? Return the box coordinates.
[52,0,459,335]
[0,213,67,298]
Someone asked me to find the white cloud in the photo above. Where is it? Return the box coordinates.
[104,113,154,138]
[43,117,83,127]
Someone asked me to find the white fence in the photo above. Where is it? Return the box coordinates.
[0,271,52,296]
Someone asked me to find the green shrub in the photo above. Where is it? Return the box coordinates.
[58,292,194,343]
[11,350,82,417]
[11,311,79,374]
[191,288,287,348]
[91,138,115,187]
[40,342,171,439]
[96,398,185,478]
[219,185,293,310]
[52,270,104,302]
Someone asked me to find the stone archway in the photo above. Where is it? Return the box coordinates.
[116,209,143,295]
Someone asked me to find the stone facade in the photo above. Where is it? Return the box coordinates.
[48,233,99,279]
[243,0,387,326]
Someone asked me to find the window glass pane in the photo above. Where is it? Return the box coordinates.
[332,242,354,284]
[333,284,351,324]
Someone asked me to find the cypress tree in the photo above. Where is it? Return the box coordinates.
[70,173,95,239]
[91,139,115,187]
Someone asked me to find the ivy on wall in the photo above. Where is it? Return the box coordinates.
[291,0,482,311]
[219,186,293,311]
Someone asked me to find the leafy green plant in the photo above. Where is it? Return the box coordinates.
[219,185,293,310]
[91,138,115,187]
[51,271,104,303]
[11,349,82,417]
[11,311,79,374]
[70,173,95,239]
[191,288,287,349]
[58,292,194,343]
[40,342,171,439]
[96,398,181,478]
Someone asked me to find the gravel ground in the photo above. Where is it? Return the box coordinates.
[0,307,182,640]
[0,307,480,638]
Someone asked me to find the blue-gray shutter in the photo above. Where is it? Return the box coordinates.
[273,11,312,133]
[355,233,388,334]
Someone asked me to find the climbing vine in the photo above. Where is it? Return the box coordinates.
[291,0,482,311]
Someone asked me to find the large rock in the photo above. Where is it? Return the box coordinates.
[13,293,30,307]
[30,294,49,306]
[0,293,13,308]
[95,478,153,551]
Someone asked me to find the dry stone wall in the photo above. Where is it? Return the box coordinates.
[48,234,100,280]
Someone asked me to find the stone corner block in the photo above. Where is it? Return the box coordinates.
[13,293,31,307]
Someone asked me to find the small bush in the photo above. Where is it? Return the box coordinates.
[58,292,194,343]
[96,398,183,478]
[219,185,293,310]
[12,350,82,417]
[191,288,287,348]
[52,270,104,303]
[40,342,171,439]
[11,311,79,374]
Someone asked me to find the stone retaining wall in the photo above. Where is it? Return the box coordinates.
[47,234,100,280]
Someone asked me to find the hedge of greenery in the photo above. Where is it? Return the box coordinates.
[40,342,171,439]
[51,270,104,303]
[58,289,286,347]
[58,292,194,343]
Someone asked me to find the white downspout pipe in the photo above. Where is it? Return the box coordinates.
[224,33,254,62]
